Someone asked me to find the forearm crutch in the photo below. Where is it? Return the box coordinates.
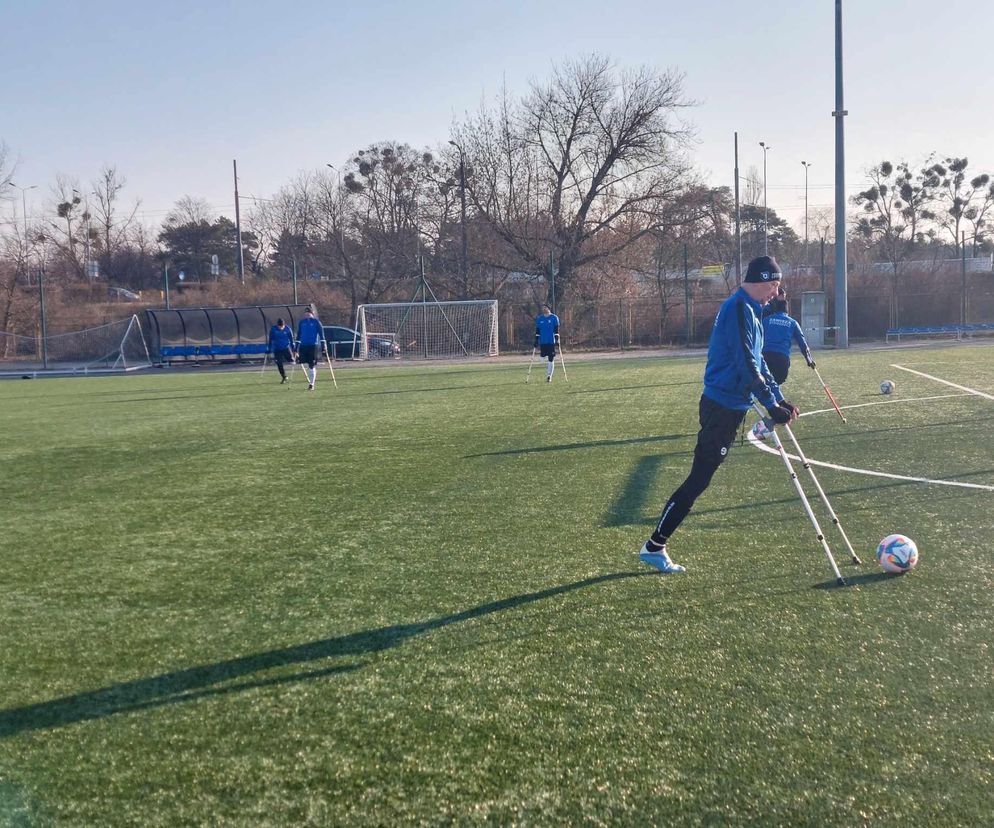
[781,423,862,565]
[525,347,537,383]
[258,352,269,381]
[322,343,338,388]
[812,367,847,424]
[751,403,848,586]
[556,336,569,382]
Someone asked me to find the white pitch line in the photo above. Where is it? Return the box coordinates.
[800,393,971,418]
[891,364,994,401]
[746,431,994,491]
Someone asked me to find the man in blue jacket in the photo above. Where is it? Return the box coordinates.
[761,292,815,385]
[534,304,560,382]
[296,308,324,391]
[267,318,296,384]
[639,256,799,574]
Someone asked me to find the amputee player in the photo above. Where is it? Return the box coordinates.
[638,256,799,574]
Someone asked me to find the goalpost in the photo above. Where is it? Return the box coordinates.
[354,300,499,360]
[0,314,153,376]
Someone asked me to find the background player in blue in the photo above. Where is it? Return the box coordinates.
[267,318,296,384]
[534,304,560,382]
[639,255,799,574]
[296,308,323,391]
[761,291,815,385]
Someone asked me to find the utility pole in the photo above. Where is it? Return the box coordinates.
[734,133,742,280]
[684,244,691,346]
[801,161,812,259]
[448,141,469,297]
[759,142,771,256]
[233,159,245,285]
[326,164,347,281]
[38,267,49,369]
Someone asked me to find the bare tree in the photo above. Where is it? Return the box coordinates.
[90,165,140,281]
[928,157,990,252]
[456,54,696,301]
[742,165,763,207]
[852,160,940,326]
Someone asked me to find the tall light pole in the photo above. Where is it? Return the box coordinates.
[759,142,771,256]
[448,140,469,296]
[834,0,849,348]
[10,182,38,237]
[326,164,347,281]
[801,161,812,256]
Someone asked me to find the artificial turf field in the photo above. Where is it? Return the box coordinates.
[1,343,993,826]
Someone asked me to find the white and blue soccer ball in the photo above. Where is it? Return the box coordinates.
[876,534,919,574]
[880,380,896,395]
[751,418,773,441]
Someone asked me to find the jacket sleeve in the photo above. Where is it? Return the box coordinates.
[735,300,779,409]
[793,319,810,355]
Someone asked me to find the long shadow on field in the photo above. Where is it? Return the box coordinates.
[346,381,522,397]
[568,380,701,395]
[0,572,648,738]
[466,434,693,458]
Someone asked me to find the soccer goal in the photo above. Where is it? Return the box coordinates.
[0,314,153,376]
[354,300,499,360]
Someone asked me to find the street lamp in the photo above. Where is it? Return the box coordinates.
[326,164,347,280]
[759,142,771,255]
[801,161,812,256]
[448,140,469,296]
[9,182,38,237]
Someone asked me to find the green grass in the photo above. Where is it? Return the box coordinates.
[1,345,993,826]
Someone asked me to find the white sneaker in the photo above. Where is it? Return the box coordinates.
[638,542,685,574]
[308,383,314,391]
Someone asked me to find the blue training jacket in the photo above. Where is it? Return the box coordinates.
[535,313,560,345]
[296,316,323,347]
[762,311,810,358]
[268,324,295,352]
[703,288,784,412]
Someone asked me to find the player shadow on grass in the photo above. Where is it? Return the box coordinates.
[0,572,651,738]
[567,380,702,395]
[466,434,693,459]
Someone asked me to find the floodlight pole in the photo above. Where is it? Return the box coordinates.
[833,0,849,348]
[292,257,299,305]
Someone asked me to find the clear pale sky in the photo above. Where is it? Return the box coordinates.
[6,0,994,235]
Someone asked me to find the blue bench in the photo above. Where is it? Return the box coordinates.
[886,323,994,342]
[160,343,269,360]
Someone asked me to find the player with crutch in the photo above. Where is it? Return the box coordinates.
[637,256,798,575]
[530,304,561,384]
[265,317,296,385]
[296,308,324,391]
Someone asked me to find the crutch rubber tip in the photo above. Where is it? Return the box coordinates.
[836,576,849,587]
[850,555,862,566]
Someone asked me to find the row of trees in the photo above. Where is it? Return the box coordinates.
[3,54,994,337]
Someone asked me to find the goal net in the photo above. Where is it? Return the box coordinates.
[0,314,153,376]
[354,300,498,360]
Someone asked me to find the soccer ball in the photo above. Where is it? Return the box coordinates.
[876,534,919,574]
[880,380,896,395]
[751,418,773,441]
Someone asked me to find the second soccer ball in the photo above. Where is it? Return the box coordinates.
[880,380,896,395]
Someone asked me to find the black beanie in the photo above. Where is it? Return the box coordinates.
[744,255,783,283]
